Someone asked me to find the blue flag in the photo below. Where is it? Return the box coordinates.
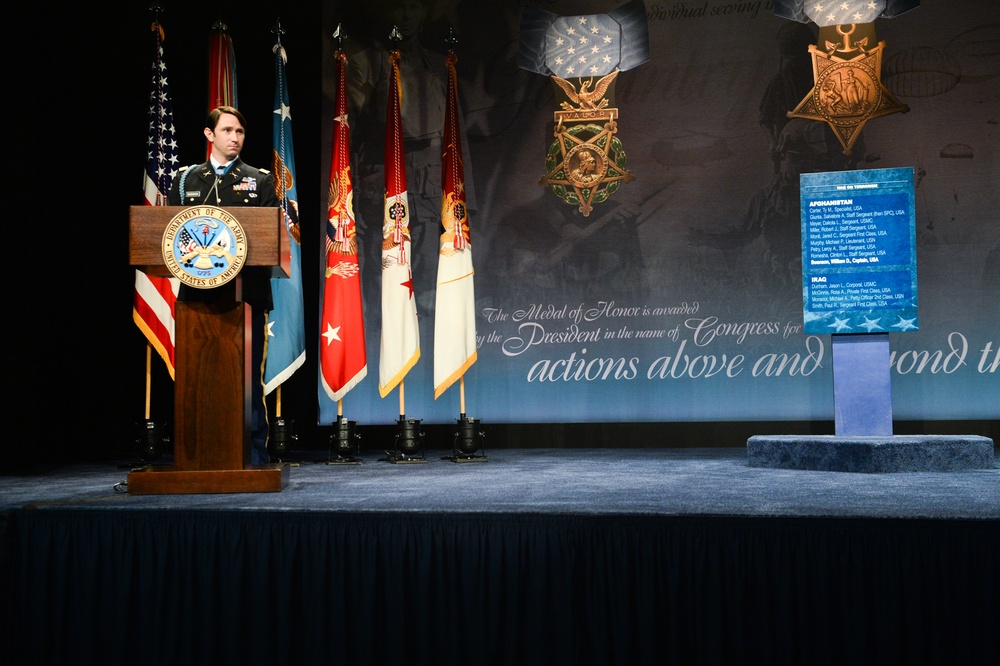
[264,43,306,393]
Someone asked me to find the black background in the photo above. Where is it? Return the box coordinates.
[11,2,323,467]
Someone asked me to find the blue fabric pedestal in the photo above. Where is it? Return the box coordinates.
[832,333,893,436]
[747,434,995,473]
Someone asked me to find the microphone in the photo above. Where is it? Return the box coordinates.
[204,174,222,205]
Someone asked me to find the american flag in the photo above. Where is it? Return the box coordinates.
[176,227,197,254]
[134,20,180,378]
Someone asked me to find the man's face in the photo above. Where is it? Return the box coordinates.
[205,113,245,162]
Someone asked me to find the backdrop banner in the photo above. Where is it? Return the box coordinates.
[319,0,999,425]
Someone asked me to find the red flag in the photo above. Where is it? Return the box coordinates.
[320,50,367,402]
[134,20,180,379]
[433,50,477,398]
[378,49,420,398]
[206,19,237,157]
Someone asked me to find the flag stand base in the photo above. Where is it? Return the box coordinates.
[382,417,427,464]
[120,419,171,469]
[442,414,488,463]
[269,417,301,465]
[327,417,363,465]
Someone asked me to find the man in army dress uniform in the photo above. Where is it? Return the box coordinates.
[170,106,277,210]
[168,105,278,465]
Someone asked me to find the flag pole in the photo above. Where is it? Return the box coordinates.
[459,376,466,416]
[265,19,308,464]
[434,28,485,462]
[399,380,405,420]
[133,5,173,464]
[270,384,297,462]
[145,345,153,420]
[322,25,367,465]
[138,341,166,463]
[379,25,425,464]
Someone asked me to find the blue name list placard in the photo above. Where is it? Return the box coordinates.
[800,167,917,335]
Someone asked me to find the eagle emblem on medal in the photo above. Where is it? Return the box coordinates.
[519,0,649,217]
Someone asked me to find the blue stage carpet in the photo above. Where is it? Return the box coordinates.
[3,447,997,518]
[3,447,999,666]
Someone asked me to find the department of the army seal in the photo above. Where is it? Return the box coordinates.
[161,206,248,289]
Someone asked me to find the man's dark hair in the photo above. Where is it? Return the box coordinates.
[207,105,247,131]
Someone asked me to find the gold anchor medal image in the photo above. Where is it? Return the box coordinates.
[540,71,635,217]
[519,0,649,217]
[161,206,248,288]
[788,23,908,155]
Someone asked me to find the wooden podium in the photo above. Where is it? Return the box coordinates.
[127,205,290,494]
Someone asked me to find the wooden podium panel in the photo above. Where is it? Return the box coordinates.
[173,299,251,471]
[126,465,290,494]
[129,205,289,278]
[127,205,289,494]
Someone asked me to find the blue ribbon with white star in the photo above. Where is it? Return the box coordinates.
[774,0,919,25]
[519,0,648,77]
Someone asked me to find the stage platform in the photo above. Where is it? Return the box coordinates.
[2,447,998,665]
